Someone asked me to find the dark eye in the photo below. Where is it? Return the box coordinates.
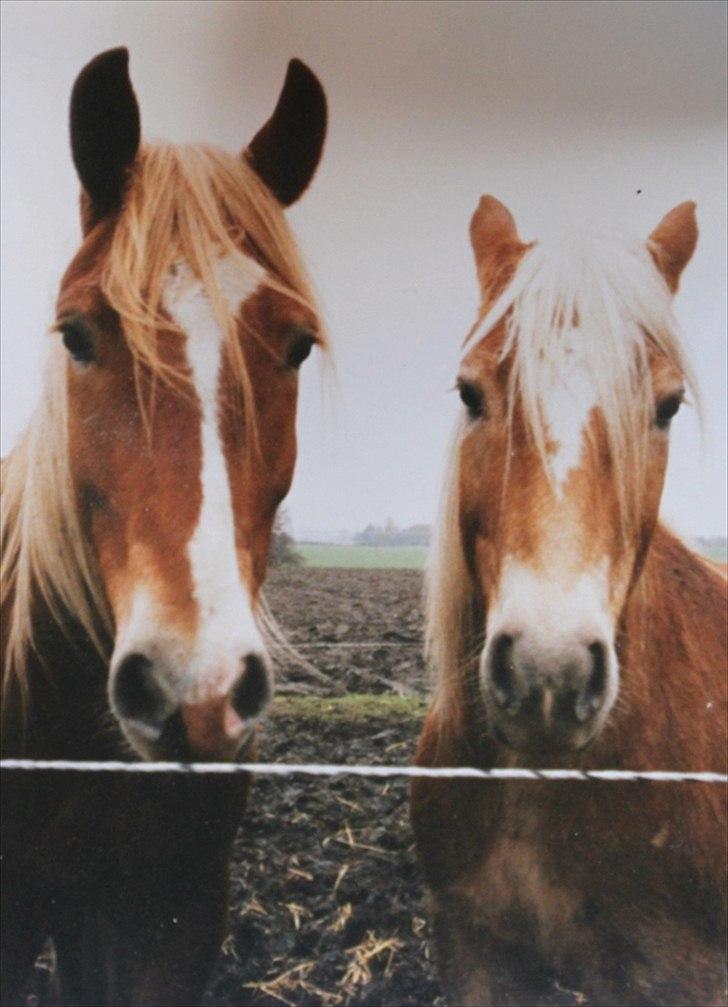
[286,329,316,369]
[457,379,485,418]
[58,318,95,365]
[655,392,683,430]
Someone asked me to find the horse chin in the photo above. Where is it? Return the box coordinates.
[118,711,258,763]
[490,719,604,759]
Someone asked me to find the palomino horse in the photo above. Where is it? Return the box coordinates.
[411,196,727,1006]
[1,49,327,1005]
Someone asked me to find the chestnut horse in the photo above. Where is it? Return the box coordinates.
[411,196,727,1006]
[1,49,327,1005]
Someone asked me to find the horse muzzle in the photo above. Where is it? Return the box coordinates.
[109,651,272,760]
[481,631,618,754]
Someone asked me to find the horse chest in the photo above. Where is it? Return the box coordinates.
[460,796,588,954]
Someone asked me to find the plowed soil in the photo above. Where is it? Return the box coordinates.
[204,567,586,1006]
[205,567,444,1006]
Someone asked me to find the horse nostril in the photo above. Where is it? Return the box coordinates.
[575,641,609,723]
[488,634,520,713]
[112,653,167,735]
[231,653,271,721]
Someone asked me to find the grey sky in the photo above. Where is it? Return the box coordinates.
[2,0,726,538]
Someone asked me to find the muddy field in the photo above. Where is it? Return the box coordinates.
[205,567,443,1006]
[264,567,427,698]
[205,698,439,1007]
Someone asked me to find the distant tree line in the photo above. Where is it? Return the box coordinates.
[269,511,302,567]
[354,520,431,547]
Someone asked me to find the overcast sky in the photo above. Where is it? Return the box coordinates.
[1,0,726,539]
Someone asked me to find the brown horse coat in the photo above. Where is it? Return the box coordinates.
[412,195,727,1006]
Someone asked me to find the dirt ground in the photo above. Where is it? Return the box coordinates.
[205,567,443,1006]
[205,700,440,1007]
[263,567,428,698]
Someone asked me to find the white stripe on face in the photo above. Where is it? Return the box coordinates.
[161,254,267,702]
[482,557,619,723]
[542,336,597,493]
[486,558,614,656]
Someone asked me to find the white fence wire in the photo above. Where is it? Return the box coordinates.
[1,760,725,783]
[2,640,725,783]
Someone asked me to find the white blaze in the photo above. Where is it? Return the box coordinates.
[483,557,619,720]
[162,254,267,701]
[542,338,597,492]
[487,558,613,654]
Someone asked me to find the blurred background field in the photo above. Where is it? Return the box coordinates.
[294,538,725,571]
[297,544,428,569]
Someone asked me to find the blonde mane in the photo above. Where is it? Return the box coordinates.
[1,143,325,710]
[427,230,696,718]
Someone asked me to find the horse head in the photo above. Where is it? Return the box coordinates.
[51,49,327,759]
[434,195,697,755]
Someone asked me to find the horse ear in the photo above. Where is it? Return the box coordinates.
[648,202,698,293]
[70,48,141,231]
[470,195,523,292]
[245,59,327,206]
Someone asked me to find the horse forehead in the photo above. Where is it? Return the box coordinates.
[163,254,266,349]
[541,342,598,490]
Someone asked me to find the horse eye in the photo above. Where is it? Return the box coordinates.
[458,379,485,418]
[287,330,316,369]
[655,393,683,430]
[59,319,96,365]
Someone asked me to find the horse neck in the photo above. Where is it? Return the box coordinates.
[610,523,727,770]
[1,590,117,760]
